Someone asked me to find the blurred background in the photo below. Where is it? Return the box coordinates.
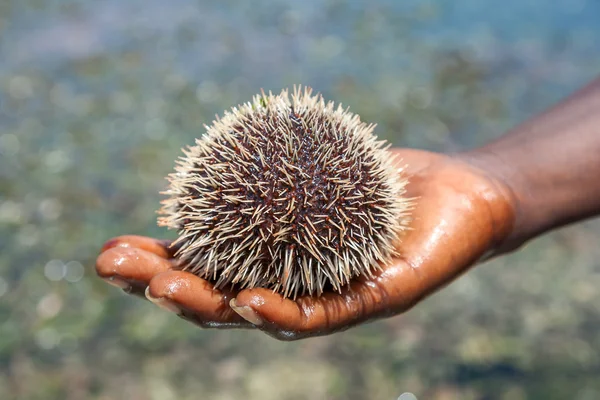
[1,0,600,399]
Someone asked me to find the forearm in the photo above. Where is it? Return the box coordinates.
[459,77,600,252]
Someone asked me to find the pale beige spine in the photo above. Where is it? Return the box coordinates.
[159,86,412,299]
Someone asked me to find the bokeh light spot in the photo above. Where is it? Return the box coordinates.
[65,261,85,283]
[398,393,418,400]
[44,260,66,281]
[37,292,63,319]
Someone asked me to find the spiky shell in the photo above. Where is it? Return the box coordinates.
[158,87,411,299]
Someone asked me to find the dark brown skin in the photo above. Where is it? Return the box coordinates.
[96,77,600,340]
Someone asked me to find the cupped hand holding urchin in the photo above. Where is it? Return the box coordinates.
[96,87,516,340]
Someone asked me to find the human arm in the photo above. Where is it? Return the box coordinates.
[459,76,600,256]
[96,76,600,340]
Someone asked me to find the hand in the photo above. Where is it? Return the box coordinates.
[95,148,516,340]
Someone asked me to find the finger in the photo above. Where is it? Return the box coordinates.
[96,247,173,297]
[230,272,407,341]
[100,235,173,259]
[146,271,254,329]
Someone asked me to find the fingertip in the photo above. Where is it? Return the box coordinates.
[95,247,125,278]
[229,298,263,326]
[234,288,306,330]
[100,235,172,258]
[233,287,275,308]
[145,286,182,315]
[100,238,121,253]
[146,270,195,300]
[95,246,172,283]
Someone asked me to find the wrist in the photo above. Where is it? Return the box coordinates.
[453,77,600,258]
[452,146,531,256]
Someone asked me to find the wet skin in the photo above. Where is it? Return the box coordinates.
[96,148,516,340]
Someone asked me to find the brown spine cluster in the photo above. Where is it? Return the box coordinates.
[159,87,411,299]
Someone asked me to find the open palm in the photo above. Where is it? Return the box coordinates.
[96,148,515,340]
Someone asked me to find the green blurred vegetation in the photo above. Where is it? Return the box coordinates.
[1,0,600,399]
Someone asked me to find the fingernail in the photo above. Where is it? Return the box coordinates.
[145,287,182,315]
[102,276,129,290]
[101,239,121,252]
[230,298,263,326]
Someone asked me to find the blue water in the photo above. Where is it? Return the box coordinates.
[4,0,599,72]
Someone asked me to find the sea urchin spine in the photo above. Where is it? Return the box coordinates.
[158,87,411,299]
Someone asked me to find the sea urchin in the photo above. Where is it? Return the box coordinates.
[158,87,411,299]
